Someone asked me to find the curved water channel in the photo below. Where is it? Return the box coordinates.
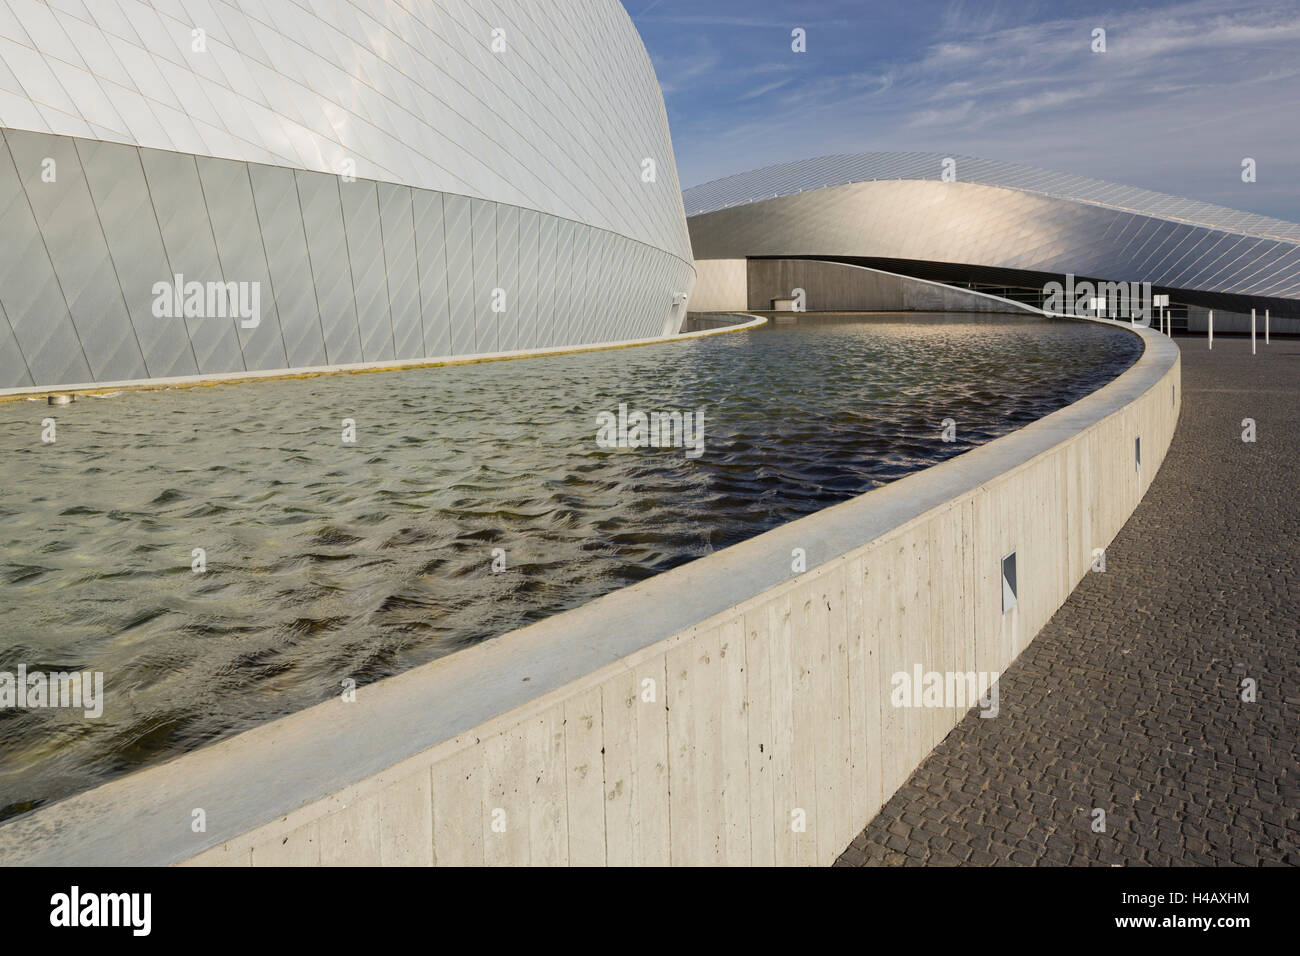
[0,312,1141,819]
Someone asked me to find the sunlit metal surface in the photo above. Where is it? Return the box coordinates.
[0,0,690,258]
[684,152,1300,242]
[686,156,1300,313]
[0,0,695,389]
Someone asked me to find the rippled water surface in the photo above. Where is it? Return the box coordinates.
[0,313,1140,817]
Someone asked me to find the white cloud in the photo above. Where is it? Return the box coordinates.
[665,0,1300,219]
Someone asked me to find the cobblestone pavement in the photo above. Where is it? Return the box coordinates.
[837,335,1299,866]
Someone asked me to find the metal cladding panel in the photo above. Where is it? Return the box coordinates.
[630,240,657,339]
[535,212,560,348]
[295,169,363,366]
[566,223,591,347]
[377,182,423,361]
[0,0,692,264]
[0,296,28,387]
[618,236,646,339]
[653,259,678,338]
[1179,232,1258,290]
[5,128,144,382]
[1166,232,1236,290]
[624,239,652,339]
[248,162,328,369]
[1127,221,1189,279]
[339,178,394,363]
[138,146,243,374]
[644,257,669,338]
[412,187,451,358]
[1232,241,1299,292]
[515,206,540,351]
[80,137,197,379]
[0,125,694,389]
[607,235,630,340]
[470,196,497,354]
[588,233,613,343]
[0,131,89,386]
[592,233,619,343]
[496,202,520,353]
[193,155,286,374]
[590,231,613,342]
[1205,238,1269,288]
[1253,246,1300,296]
[575,229,600,345]
[442,192,476,357]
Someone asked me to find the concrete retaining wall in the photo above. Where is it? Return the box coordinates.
[690,258,749,311]
[0,320,1179,867]
[688,258,1041,314]
[746,259,1041,314]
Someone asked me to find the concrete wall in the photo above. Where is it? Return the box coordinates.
[0,320,1179,866]
[746,259,1040,314]
[688,257,1041,314]
[690,259,749,311]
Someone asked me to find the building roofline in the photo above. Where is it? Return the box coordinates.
[682,151,1300,244]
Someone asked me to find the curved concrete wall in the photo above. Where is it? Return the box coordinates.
[745,259,1040,313]
[688,258,748,313]
[0,319,1180,866]
[691,258,1041,315]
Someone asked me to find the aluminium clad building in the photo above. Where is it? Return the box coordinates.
[685,152,1300,328]
[0,0,695,392]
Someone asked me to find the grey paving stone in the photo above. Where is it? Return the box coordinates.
[838,337,1299,867]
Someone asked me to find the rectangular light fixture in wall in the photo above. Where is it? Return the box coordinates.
[1136,436,1142,472]
[1001,551,1017,613]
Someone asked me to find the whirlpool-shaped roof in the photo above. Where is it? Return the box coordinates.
[0,0,692,262]
[684,151,1300,244]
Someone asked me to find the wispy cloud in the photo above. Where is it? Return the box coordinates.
[739,78,793,100]
[635,0,1300,220]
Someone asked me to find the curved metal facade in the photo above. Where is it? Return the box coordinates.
[0,0,694,390]
[685,152,1300,315]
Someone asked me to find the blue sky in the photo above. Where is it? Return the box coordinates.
[630,0,1300,221]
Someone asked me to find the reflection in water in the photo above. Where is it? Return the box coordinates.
[0,313,1140,818]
